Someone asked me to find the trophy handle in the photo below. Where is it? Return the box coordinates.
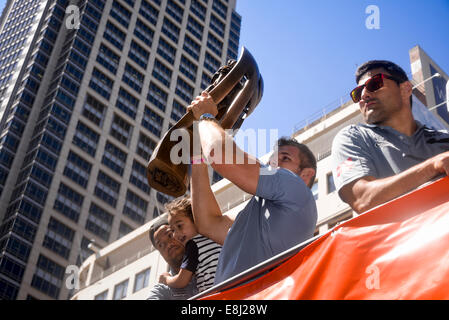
[147,47,263,197]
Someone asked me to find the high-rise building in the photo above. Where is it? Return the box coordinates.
[0,0,240,300]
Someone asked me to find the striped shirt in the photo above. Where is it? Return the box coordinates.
[181,234,221,292]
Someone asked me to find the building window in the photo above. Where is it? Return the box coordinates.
[134,18,154,47]
[157,37,176,65]
[72,121,100,157]
[210,13,225,37]
[123,189,148,224]
[102,140,128,176]
[179,55,197,82]
[207,32,223,57]
[142,106,163,137]
[2,235,31,263]
[161,17,180,43]
[89,67,114,100]
[95,290,108,300]
[116,87,138,120]
[134,268,151,292]
[175,77,194,103]
[327,173,336,194]
[129,160,151,193]
[128,40,149,70]
[54,183,84,222]
[0,256,25,285]
[186,15,203,41]
[122,63,144,94]
[96,43,120,74]
[212,0,227,20]
[152,59,172,88]
[147,82,168,112]
[139,0,159,26]
[170,100,186,122]
[312,180,318,201]
[118,221,133,239]
[110,0,132,28]
[42,217,75,260]
[63,150,92,188]
[190,0,206,21]
[183,34,200,60]
[82,94,107,128]
[103,20,126,50]
[85,202,113,242]
[94,171,121,208]
[114,280,128,300]
[31,255,64,299]
[166,0,183,24]
[204,52,220,74]
[110,114,133,146]
[156,192,171,205]
[201,72,212,90]
[136,132,156,161]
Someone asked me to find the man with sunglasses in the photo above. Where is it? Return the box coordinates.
[331,60,449,213]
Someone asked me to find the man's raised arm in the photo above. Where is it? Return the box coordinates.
[188,91,261,196]
[190,161,232,245]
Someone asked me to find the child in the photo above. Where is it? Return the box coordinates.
[158,197,222,293]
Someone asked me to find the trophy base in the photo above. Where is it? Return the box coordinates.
[147,158,188,198]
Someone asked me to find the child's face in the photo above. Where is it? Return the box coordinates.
[168,211,198,246]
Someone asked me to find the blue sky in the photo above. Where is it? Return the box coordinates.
[235,0,449,143]
[1,0,448,152]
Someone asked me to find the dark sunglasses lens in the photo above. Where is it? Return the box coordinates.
[351,74,385,102]
[351,87,363,103]
[366,74,384,92]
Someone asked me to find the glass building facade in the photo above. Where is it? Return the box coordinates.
[0,0,240,300]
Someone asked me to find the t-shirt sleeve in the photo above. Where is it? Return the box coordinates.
[255,165,314,214]
[331,125,377,193]
[180,239,199,273]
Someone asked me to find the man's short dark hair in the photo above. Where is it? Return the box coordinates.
[277,137,317,188]
[355,60,412,107]
[149,216,169,247]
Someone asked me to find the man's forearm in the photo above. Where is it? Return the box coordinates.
[198,119,260,195]
[190,162,229,244]
[165,269,192,288]
[349,157,442,213]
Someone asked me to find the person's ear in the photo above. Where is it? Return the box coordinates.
[299,168,315,187]
[400,81,413,105]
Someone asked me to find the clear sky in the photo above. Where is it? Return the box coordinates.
[235,0,449,144]
[1,0,448,154]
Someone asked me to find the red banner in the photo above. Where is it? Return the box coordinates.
[201,177,449,300]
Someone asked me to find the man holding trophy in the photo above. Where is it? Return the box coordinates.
[147,48,318,294]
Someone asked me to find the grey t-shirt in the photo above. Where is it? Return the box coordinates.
[331,121,449,193]
[213,166,318,285]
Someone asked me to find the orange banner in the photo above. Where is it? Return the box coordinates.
[201,177,449,300]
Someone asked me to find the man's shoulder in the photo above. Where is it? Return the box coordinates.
[335,123,376,138]
[332,123,371,149]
